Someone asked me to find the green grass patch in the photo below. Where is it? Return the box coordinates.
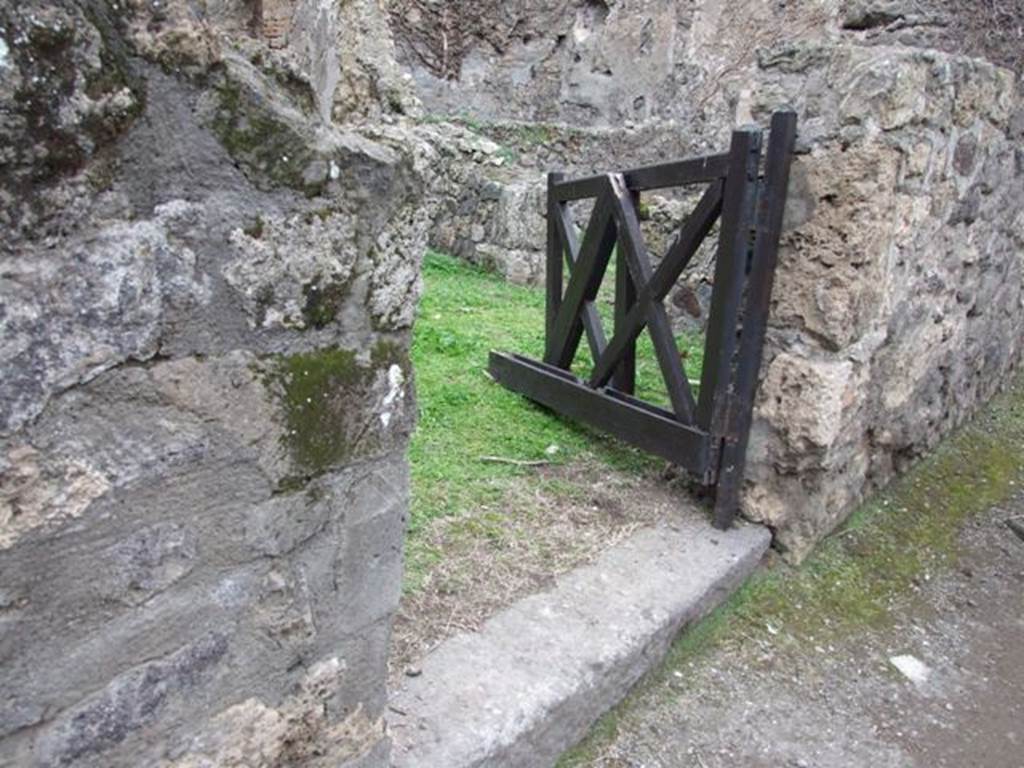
[558,374,1024,766]
[407,251,704,588]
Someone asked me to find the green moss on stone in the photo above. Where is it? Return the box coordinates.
[78,0,146,118]
[304,208,335,224]
[301,279,349,329]
[495,146,519,166]
[270,342,408,476]
[85,152,118,192]
[386,88,406,115]
[266,68,317,116]
[370,339,406,368]
[277,347,361,473]
[253,283,275,328]
[510,123,557,146]
[454,113,485,134]
[242,215,265,239]
[210,78,318,192]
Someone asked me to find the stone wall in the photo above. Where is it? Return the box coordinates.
[407,119,714,320]
[390,0,833,127]
[0,1,426,766]
[391,0,1022,126]
[747,43,1024,558]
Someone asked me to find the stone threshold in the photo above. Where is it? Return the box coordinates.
[388,515,771,768]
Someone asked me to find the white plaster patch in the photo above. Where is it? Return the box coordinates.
[572,20,592,45]
[379,364,405,427]
[0,35,9,70]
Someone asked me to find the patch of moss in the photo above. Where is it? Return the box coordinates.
[304,207,334,224]
[253,283,275,328]
[150,30,209,75]
[301,278,349,329]
[85,151,118,193]
[385,87,406,115]
[78,0,146,117]
[454,113,485,134]
[745,408,1024,639]
[272,474,309,495]
[264,67,317,116]
[510,123,557,146]
[210,78,316,192]
[6,9,89,190]
[242,215,265,240]
[495,145,519,166]
[269,342,408,476]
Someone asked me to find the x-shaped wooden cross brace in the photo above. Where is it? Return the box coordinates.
[544,175,724,426]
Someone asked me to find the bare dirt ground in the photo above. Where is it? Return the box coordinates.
[564,498,1024,768]
[388,460,699,683]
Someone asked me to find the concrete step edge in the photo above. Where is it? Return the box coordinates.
[388,516,771,768]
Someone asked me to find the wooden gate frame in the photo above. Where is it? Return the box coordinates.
[489,111,797,529]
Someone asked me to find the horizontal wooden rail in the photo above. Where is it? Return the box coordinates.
[550,153,730,201]
[489,352,712,475]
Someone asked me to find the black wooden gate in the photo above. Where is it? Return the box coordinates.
[489,111,797,529]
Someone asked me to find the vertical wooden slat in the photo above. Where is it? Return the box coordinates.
[546,172,564,347]
[695,127,763,440]
[612,191,640,394]
[713,111,798,529]
[587,181,723,390]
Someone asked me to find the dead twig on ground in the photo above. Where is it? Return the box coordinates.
[478,455,551,467]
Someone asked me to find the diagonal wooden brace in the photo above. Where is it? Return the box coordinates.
[550,200,608,364]
[601,175,697,424]
[588,180,724,393]
[544,180,618,369]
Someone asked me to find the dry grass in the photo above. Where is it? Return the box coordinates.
[389,460,700,682]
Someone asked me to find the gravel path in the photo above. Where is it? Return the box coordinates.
[564,498,1024,768]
